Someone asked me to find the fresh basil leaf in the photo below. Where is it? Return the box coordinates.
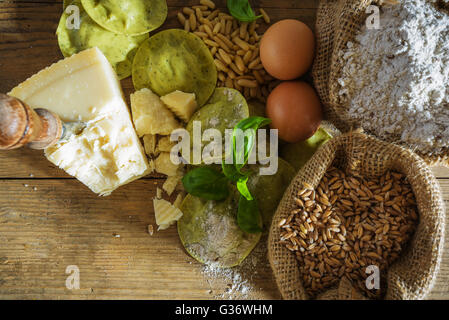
[233,116,271,173]
[227,0,263,22]
[182,167,229,200]
[237,195,262,233]
[236,176,253,201]
[222,162,245,182]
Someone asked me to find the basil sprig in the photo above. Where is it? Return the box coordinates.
[232,116,271,173]
[182,167,229,201]
[238,195,262,233]
[182,116,271,233]
[227,0,263,22]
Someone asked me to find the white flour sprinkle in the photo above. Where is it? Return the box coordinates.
[338,0,449,154]
[201,240,268,300]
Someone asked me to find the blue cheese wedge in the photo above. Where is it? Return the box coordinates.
[9,48,151,196]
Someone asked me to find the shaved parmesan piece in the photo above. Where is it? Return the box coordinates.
[156,136,176,153]
[162,175,181,196]
[143,134,157,156]
[160,90,198,122]
[156,187,162,199]
[153,198,183,230]
[154,152,182,176]
[173,192,185,208]
[130,88,180,137]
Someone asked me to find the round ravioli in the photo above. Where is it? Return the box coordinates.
[248,158,296,229]
[186,88,249,164]
[178,187,261,268]
[57,0,148,80]
[81,0,167,36]
[132,29,217,106]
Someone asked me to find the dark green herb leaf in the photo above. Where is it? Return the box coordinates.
[222,162,247,182]
[227,0,263,22]
[237,195,262,233]
[233,116,271,173]
[182,167,229,200]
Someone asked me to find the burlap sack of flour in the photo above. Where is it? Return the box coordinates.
[268,132,445,300]
[311,0,449,166]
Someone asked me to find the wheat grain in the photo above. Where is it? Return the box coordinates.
[280,166,418,299]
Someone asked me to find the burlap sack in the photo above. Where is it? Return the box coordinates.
[312,0,449,167]
[268,132,445,300]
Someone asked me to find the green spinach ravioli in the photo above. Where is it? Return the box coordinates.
[81,0,168,36]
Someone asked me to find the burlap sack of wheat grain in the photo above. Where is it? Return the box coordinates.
[268,131,445,300]
[311,0,449,167]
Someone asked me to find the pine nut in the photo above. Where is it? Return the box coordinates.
[183,7,194,15]
[237,79,258,88]
[184,19,190,32]
[218,49,232,65]
[177,12,186,25]
[214,59,229,72]
[200,0,216,10]
[189,13,197,31]
[259,8,271,24]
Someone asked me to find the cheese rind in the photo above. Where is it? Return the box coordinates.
[9,48,150,195]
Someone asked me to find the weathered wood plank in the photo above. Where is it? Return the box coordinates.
[433,166,449,178]
[0,179,280,299]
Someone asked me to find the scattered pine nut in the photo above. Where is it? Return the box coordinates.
[184,19,190,32]
[200,0,216,10]
[259,8,271,24]
[237,79,258,88]
[177,12,186,26]
[177,1,273,102]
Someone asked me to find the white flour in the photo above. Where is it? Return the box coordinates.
[337,0,449,154]
[201,240,269,300]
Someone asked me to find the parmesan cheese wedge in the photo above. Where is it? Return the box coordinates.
[173,193,185,208]
[143,134,157,156]
[156,136,176,153]
[9,48,150,196]
[162,175,181,196]
[160,90,198,122]
[153,198,183,230]
[154,152,182,177]
[130,88,180,137]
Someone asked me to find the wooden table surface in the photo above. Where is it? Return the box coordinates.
[0,0,448,300]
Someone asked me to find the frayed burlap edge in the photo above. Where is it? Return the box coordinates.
[268,132,445,300]
[311,0,449,167]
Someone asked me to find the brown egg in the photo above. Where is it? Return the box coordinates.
[266,81,322,143]
[260,19,315,80]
